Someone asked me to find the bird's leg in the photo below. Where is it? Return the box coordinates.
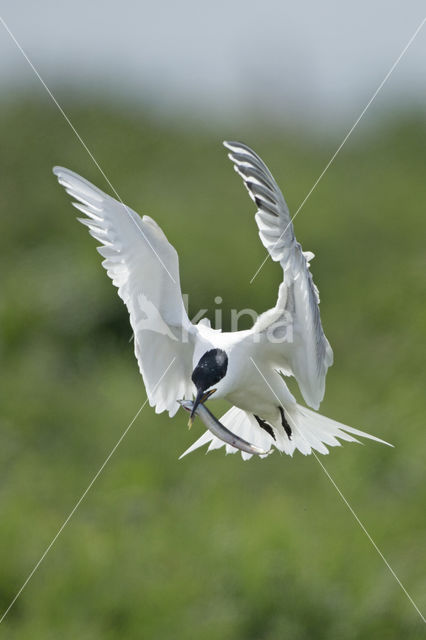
[279,406,292,439]
[254,415,276,441]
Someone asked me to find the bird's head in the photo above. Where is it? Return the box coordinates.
[188,348,228,426]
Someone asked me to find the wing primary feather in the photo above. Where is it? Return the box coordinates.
[77,216,107,232]
[54,165,196,416]
[228,152,267,176]
[245,181,278,205]
[254,197,279,217]
[233,163,276,191]
[223,141,333,409]
[71,201,103,221]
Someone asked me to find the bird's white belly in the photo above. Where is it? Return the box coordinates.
[192,328,296,421]
[218,352,296,421]
[225,387,279,421]
[225,379,292,421]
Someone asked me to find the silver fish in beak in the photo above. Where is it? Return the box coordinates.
[178,399,271,457]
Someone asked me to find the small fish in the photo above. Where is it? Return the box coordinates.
[178,399,271,457]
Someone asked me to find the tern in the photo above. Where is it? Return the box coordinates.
[54,141,391,460]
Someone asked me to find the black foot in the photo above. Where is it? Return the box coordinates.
[279,407,292,439]
[254,415,276,441]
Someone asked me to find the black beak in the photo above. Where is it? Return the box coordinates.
[188,388,204,428]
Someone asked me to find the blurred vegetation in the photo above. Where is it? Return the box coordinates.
[0,96,425,639]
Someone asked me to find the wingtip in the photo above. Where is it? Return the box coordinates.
[52,165,72,180]
[223,140,246,151]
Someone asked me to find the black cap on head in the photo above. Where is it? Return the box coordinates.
[188,349,228,426]
[191,349,228,392]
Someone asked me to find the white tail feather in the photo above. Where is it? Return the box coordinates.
[179,403,392,461]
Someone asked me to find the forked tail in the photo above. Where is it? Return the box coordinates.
[180,403,392,461]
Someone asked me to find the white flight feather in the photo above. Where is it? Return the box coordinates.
[53,166,195,416]
[224,140,333,410]
[180,404,392,460]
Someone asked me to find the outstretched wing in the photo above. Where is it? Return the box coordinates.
[224,141,333,410]
[53,167,195,416]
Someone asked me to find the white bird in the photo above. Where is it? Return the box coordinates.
[53,141,391,460]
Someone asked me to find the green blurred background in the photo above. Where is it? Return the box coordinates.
[0,97,425,639]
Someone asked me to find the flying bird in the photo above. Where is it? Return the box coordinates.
[53,141,391,460]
